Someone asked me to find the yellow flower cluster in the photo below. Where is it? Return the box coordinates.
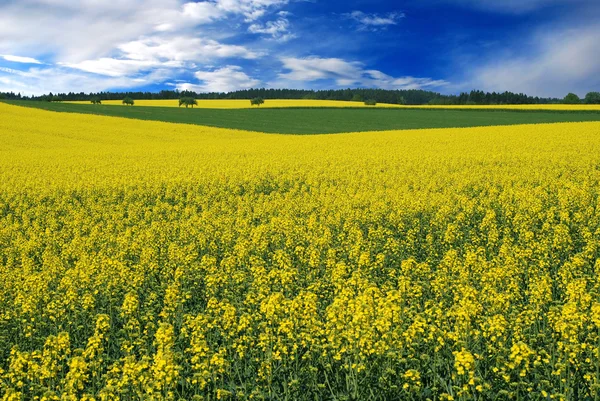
[66,99,401,108]
[66,98,600,110]
[1,102,600,400]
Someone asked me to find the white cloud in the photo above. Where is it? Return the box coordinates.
[0,0,283,64]
[177,66,260,92]
[367,71,448,90]
[0,0,450,95]
[0,0,185,62]
[248,18,296,41]
[1,55,42,64]
[61,36,261,78]
[0,0,290,92]
[181,1,226,23]
[0,65,170,95]
[61,58,169,78]
[182,0,289,23]
[279,57,449,89]
[119,37,261,62]
[345,11,404,30]
[0,67,27,77]
[467,26,600,97]
[280,57,363,82]
[214,0,290,21]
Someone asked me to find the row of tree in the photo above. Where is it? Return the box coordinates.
[86,97,268,108]
[564,92,600,104]
[2,89,600,105]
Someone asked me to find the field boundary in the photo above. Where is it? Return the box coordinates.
[5,100,600,135]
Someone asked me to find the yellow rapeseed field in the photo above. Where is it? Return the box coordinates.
[65,99,600,111]
[1,102,600,400]
[65,99,403,108]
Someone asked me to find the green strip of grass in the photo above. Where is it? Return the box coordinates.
[5,100,600,134]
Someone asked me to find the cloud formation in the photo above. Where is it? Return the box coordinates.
[177,66,261,92]
[0,65,166,95]
[182,0,289,23]
[1,55,42,64]
[467,26,600,97]
[248,18,296,41]
[345,11,404,30]
[0,0,286,63]
[279,57,448,90]
[0,0,282,93]
[1,0,596,96]
[62,36,261,78]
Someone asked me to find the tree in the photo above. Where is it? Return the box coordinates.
[584,92,600,104]
[251,97,265,106]
[122,97,135,106]
[179,97,198,108]
[364,99,377,106]
[563,93,581,104]
[351,94,363,102]
[91,97,102,105]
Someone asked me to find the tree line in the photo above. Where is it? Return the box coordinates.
[1,88,599,105]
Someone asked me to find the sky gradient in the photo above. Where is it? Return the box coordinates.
[1,0,599,97]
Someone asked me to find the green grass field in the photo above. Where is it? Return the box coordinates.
[5,100,600,134]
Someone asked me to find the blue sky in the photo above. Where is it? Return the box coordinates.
[0,0,599,97]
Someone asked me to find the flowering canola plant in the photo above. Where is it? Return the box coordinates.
[1,102,600,400]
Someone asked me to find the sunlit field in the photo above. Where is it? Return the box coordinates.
[2,102,600,400]
[9,100,600,134]
[65,99,600,111]
[65,99,403,108]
